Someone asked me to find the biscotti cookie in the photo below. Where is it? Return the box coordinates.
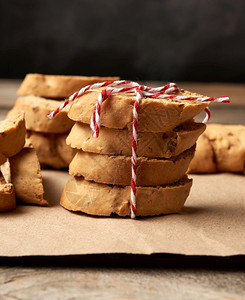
[188,133,216,173]
[0,161,16,212]
[56,134,77,166]
[68,88,209,132]
[9,148,48,206]
[188,124,245,173]
[7,96,74,133]
[0,172,16,212]
[17,73,120,98]
[25,131,76,169]
[67,121,205,158]
[60,176,192,217]
[0,112,26,165]
[232,125,245,148]
[69,147,195,186]
[205,124,245,172]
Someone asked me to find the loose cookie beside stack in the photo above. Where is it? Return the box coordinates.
[0,113,25,212]
[7,73,119,169]
[0,113,47,211]
[61,86,208,217]
[188,124,245,174]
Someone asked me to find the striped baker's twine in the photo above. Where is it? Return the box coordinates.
[130,86,142,218]
[48,80,131,119]
[90,82,178,138]
[48,80,229,218]
[203,107,211,124]
[47,81,178,120]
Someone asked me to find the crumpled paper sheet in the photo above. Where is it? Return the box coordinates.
[0,170,244,257]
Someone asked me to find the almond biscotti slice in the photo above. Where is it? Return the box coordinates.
[25,131,76,169]
[7,96,74,133]
[0,112,26,165]
[68,88,209,132]
[205,124,245,172]
[0,161,16,212]
[0,174,16,212]
[67,121,205,158]
[9,148,48,206]
[231,125,245,149]
[188,124,245,173]
[69,147,195,186]
[188,133,216,174]
[17,73,120,99]
[60,176,192,217]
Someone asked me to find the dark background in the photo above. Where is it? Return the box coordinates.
[0,0,245,82]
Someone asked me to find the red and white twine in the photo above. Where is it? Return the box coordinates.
[48,80,229,218]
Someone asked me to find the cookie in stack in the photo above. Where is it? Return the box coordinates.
[60,86,208,217]
[7,73,119,169]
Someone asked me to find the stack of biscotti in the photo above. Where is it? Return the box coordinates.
[60,87,208,217]
[188,124,245,174]
[7,74,119,169]
[0,113,47,211]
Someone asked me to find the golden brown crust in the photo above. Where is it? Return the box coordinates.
[60,176,192,217]
[7,96,74,133]
[55,134,77,166]
[0,173,16,212]
[25,131,76,169]
[0,113,26,165]
[67,121,205,158]
[9,148,48,206]
[205,124,245,172]
[188,133,216,173]
[68,88,209,132]
[17,73,120,98]
[188,124,245,173]
[69,147,195,186]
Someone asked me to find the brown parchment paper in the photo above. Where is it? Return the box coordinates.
[0,171,244,257]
